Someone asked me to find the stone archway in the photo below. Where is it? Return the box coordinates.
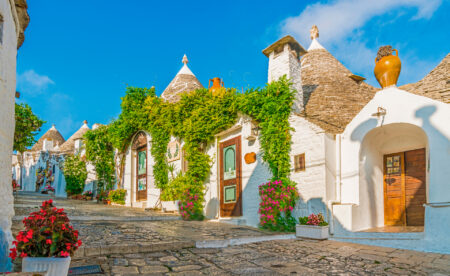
[358,123,428,230]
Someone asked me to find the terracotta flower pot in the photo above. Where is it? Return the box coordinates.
[374,49,401,88]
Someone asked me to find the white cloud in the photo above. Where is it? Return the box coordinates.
[281,0,442,44]
[17,70,55,95]
[279,0,442,85]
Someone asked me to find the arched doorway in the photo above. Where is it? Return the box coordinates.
[132,132,148,201]
[359,123,428,229]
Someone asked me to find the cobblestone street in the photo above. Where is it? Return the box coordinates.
[13,192,450,275]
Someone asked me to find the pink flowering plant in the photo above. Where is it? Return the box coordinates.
[258,179,299,232]
[178,188,204,221]
[9,199,82,260]
[299,213,328,226]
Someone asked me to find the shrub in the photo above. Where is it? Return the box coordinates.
[299,213,328,226]
[178,188,204,221]
[258,179,299,232]
[63,155,87,195]
[108,189,126,205]
[9,199,82,260]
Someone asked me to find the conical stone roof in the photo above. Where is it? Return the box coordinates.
[59,121,90,153]
[161,55,203,103]
[31,125,65,151]
[299,34,377,134]
[399,53,450,104]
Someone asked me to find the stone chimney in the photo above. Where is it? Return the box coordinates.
[263,35,307,114]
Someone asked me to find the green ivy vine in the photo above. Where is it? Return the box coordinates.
[84,76,296,220]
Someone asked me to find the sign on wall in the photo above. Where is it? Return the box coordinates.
[167,140,181,162]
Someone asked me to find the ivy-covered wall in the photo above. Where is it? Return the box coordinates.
[84,77,298,226]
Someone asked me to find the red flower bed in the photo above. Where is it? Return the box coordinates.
[9,199,82,260]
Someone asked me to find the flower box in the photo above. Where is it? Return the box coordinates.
[161,200,179,212]
[295,224,329,240]
[22,256,71,276]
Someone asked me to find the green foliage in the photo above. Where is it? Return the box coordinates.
[63,155,87,195]
[84,125,116,192]
[239,79,295,181]
[108,189,126,205]
[84,76,296,222]
[14,103,45,152]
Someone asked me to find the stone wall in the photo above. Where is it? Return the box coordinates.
[289,115,331,218]
[0,0,19,271]
[267,44,304,113]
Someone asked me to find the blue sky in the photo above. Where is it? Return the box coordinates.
[16,0,449,141]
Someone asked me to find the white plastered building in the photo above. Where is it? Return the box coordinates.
[120,27,450,253]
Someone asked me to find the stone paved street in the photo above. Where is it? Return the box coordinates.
[12,192,450,275]
[72,240,450,275]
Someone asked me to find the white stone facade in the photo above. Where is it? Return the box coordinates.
[0,0,24,270]
[267,43,304,113]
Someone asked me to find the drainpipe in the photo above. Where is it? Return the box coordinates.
[215,136,220,219]
[328,134,342,235]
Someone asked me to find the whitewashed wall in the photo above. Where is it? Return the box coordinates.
[335,87,450,243]
[289,115,331,219]
[0,0,20,270]
[206,114,272,227]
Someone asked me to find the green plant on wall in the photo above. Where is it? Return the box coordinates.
[84,125,116,193]
[63,154,88,195]
[83,76,297,225]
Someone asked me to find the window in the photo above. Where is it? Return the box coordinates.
[294,153,305,172]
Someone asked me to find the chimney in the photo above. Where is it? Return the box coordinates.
[263,35,307,114]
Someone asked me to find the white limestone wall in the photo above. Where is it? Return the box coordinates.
[289,115,330,219]
[267,44,303,113]
[0,0,20,269]
[206,115,272,227]
[335,87,450,240]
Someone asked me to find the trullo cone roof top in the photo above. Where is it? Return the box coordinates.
[59,121,90,153]
[299,26,377,134]
[31,125,65,151]
[161,55,204,103]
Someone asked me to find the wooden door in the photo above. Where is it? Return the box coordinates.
[384,152,405,226]
[404,148,426,226]
[384,148,426,226]
[219,136,242,217]
[136,145,148,201]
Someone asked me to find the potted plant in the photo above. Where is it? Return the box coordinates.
[82,191,93,201]
[296,213,329,240]
[42,185,55,195]
[108,189,126,205]
[9,199,82,276]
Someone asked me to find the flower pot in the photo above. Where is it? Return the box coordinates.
[296,224,329,240]
[374,49,401,88]
[161,200,179,212]
[22,256,71,276]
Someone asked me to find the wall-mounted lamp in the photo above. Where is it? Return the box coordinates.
[371,107,386,117]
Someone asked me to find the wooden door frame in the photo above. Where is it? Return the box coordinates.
[135,144,148,202]
[219,136,242,217]
[383,151,406,226]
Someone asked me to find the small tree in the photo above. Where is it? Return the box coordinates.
[14,103,45,152]
[63,155,87,195]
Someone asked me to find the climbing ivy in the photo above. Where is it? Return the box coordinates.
[84,76,296,222]
[84,125,116,193]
